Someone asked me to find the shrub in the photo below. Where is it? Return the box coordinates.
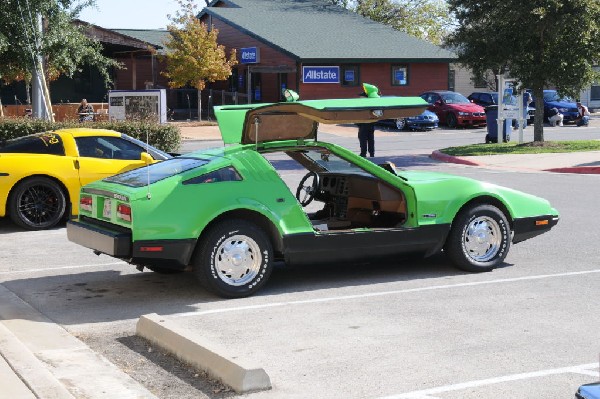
[0,118,181,152]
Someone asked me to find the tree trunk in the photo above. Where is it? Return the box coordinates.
[532,87,544,142]
[197,89,202,121]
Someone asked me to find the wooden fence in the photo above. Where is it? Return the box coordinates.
[1,103,109,122]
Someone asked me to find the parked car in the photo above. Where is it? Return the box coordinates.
[67,96,559,298]
[420,90,486,128]
[378,109,439,131]
[468,91,535,124]
[576,382,600,399]
[0,128,171,230]
[530,89,579,123]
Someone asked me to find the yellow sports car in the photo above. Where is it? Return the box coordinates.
[0,128,171,230]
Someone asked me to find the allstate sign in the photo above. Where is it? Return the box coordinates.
[240,47,259,64]
[303,66,339,83]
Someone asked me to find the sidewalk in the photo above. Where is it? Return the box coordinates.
[431,150,600,174]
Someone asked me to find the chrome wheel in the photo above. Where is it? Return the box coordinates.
[214,234,262,286]
[462,215,502,262]
[444,204,510,272]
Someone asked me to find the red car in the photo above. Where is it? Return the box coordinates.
[420,90,486,128]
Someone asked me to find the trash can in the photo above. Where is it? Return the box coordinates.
[485,105,511,143]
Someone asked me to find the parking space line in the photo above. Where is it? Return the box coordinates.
[171,269,600,318]
[0,262,125,276]
[377,363,598,399]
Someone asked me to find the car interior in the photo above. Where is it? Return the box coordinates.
[267,147,407,232]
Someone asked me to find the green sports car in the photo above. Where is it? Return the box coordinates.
[67,96,559,298]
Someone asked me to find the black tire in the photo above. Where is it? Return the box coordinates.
[145,266,185,274]
[395,118,406,130]
[446,113,457,128]
[444,204,511,272]
[8,177,67,230]
[193,219,274,298]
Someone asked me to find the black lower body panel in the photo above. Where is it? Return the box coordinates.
[132,239,197,268]
[512,215,559,243]
[283,225,450,266]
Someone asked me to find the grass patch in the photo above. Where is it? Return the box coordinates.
[440,140,600,156]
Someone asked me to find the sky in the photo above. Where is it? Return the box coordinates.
[77,0,184,30]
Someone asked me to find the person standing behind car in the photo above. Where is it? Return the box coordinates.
[356,83,380,158]
[575,101,590,126]
[548,107,564,127]
[357,122,375,157]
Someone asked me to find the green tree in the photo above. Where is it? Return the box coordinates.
[357,0,453,45]
[163,0,237,120]
[340,0,454,45]
[0,0,120,120]
[446,0,600,142]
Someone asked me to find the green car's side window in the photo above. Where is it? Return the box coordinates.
[183,166,242,185]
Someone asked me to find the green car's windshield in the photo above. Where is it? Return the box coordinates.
[104,158,208,187]
[302,149,365,174]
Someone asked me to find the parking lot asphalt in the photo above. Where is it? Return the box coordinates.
[2,120,599,398]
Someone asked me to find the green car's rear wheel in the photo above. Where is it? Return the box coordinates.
[193,219,274,298]
[8,176,67,230]
[445,204,511,272]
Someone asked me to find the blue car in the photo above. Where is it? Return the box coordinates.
[576,382,600,399]
[531,90,579,123]
[380,110,439,131]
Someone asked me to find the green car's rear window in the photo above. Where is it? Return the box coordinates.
[104,158,208,187]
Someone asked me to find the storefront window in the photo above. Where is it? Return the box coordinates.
[341,65,359,87]
[591,84,600,101]
[392,65,408,86]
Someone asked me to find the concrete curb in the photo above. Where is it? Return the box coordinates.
[136,313,272,393]
[430,150,483,166]
[431,151,600,175]
[544,166,600,174]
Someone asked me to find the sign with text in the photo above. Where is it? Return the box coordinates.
[108,89,167,123]
[303,66,339,83]
[240,47,260,64]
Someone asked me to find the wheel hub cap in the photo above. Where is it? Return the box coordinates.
[215,235,262,286]
[463,216,502,262]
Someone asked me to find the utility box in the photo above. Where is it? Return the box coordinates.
[108,89,167,123]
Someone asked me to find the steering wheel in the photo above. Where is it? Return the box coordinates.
[296,172,320,207]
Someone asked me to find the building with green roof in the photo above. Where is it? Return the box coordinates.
[199,0,456,103]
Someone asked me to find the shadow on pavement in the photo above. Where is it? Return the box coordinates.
[0,252,499,326]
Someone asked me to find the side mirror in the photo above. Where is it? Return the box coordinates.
[140,152,153,165]
[434,100,443,106]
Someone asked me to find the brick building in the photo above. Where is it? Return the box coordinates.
[198,0,456,103]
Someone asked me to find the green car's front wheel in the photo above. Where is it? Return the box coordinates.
[445,204,511,272]
[193,219,274,298]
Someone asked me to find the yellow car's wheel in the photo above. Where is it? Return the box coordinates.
[8,176,67,230]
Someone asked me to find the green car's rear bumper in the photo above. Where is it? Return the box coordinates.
[67,219,131,257]
[67,219,196,267]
